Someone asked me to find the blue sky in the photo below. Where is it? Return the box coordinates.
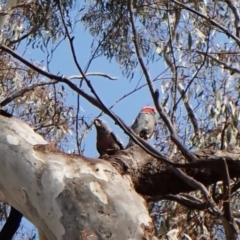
[13,6,167,239]
[10,1,233,238]
[20,23,165,158]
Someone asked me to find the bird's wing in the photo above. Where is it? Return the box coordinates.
[131,113,144,134]
[110,131,124,150]
[96,142,104,156]
[143,113,156,138]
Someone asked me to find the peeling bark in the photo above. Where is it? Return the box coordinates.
[0,115,153,240]
[1,114,240,239]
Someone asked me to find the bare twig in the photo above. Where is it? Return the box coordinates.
[83,14,126,73]
[224,0,240,38]
[197,51,240,74]
[172,167,222,217]
[148,193,210,210]
[171,0,240,46]
[154,90,198,162]
[128,0,198,163]
[164,52,201,137]
[76,81,81,155]
[0,81,56,107]
[165,4,179,121]
[0,44,184,166]
[163,21,211,138]
[164,50,200,136]
[221,159,239,238]
[68,73,118,80]
[4,45,240,172]
[172,31,210,137]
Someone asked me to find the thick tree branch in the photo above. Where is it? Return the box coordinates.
[0,44,182,167]
[58,1,190,167]
[0,111,22,239]
[1,114,240,240]
[172,168,222,217]
[110,146,240,197]
[0,114,154,240]
[2,46,240,173]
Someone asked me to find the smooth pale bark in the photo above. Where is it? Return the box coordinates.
[0,115,153,240]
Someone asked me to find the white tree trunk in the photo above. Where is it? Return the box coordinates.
[0,115,153,239]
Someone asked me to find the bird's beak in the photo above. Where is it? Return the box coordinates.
[94,119,101,127]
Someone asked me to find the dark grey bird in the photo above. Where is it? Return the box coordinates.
[94,118,124,156]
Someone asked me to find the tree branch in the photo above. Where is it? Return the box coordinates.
[0,207,22,240]
[148,193,210,210]
[110,145,240,196]
[0,81,56,107]
[0,44,184,167]
[0,114,154,239]
[171,0,240,46]
[127,0,198,163]
[68,73,118,80]
[197,51,240,75]
[172,167,222,217]
[221,159,239,238]
[224,0,240,38]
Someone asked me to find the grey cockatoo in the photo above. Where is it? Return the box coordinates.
[94,118,124,156]
[127,106,156,147]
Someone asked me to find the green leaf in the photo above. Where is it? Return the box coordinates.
[197,90,204,98]
[188,32,192,50]
[227,126,232,143]
[233,113,239,128]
